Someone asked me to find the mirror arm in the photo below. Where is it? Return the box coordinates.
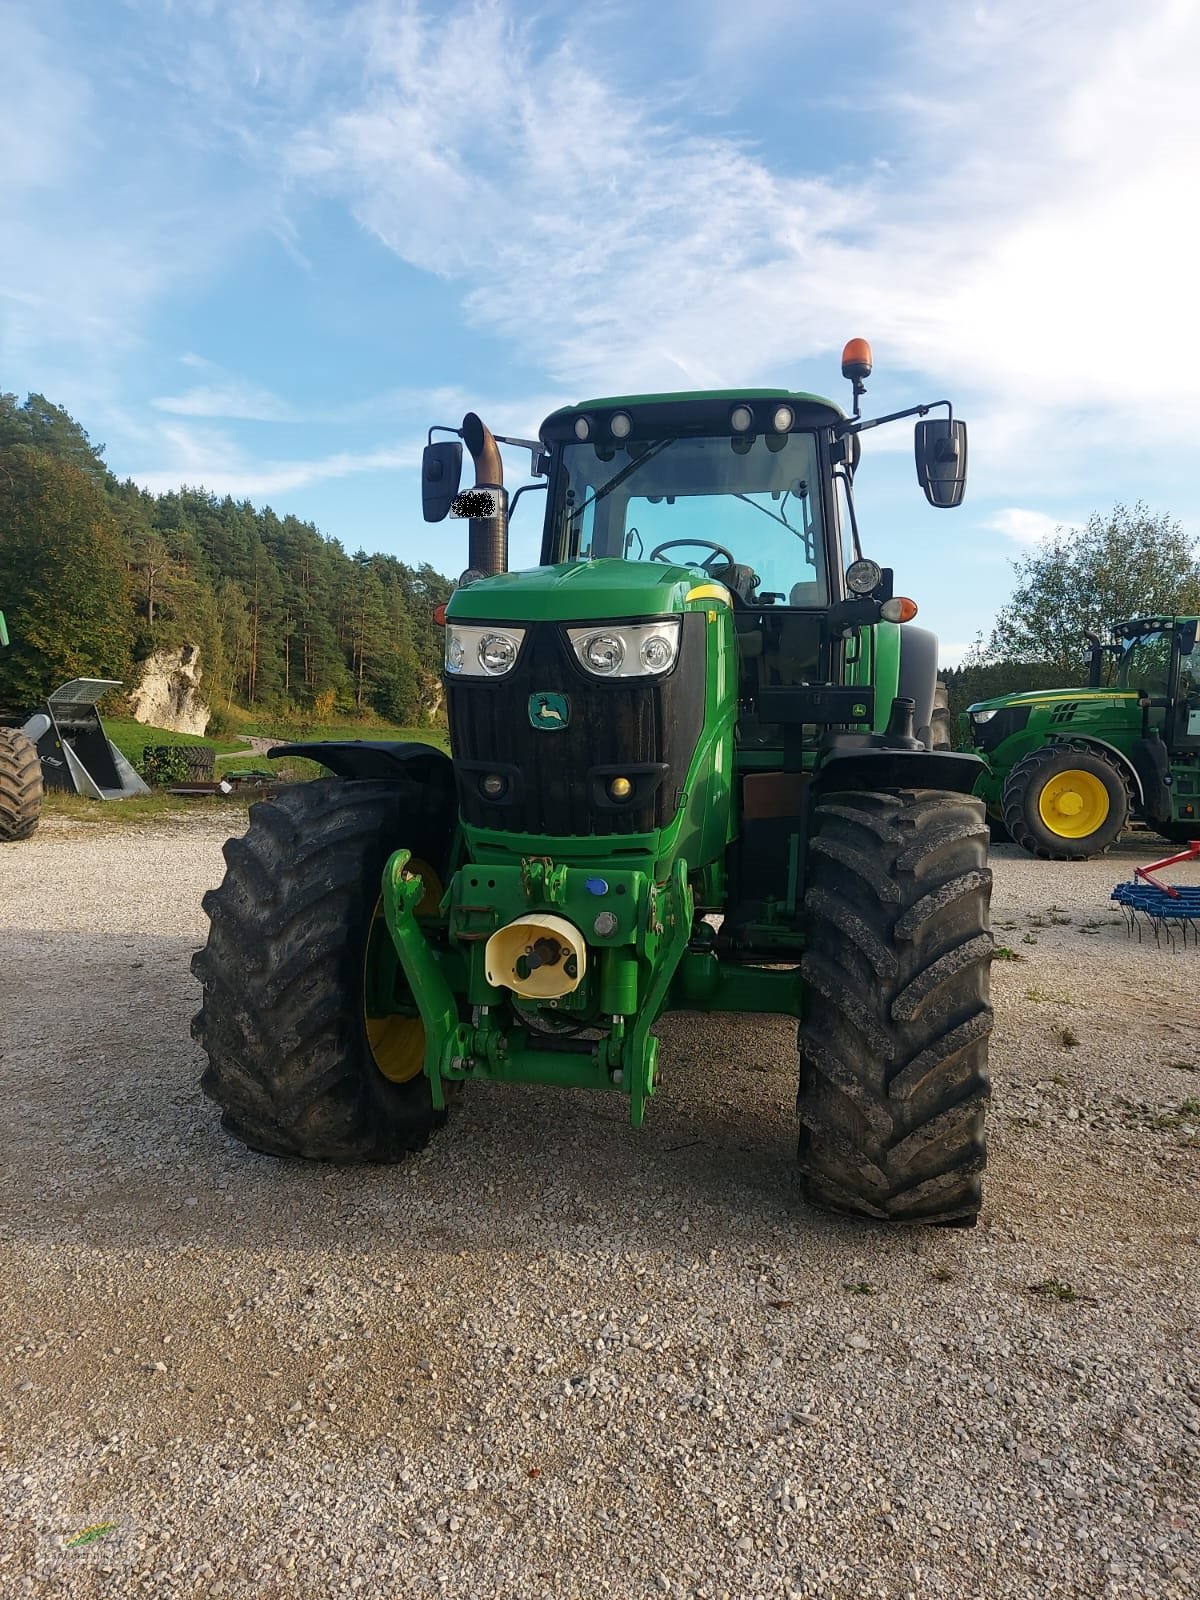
[493,433,551,477]
[427,423,463,446]
[839,399,954,438]
[832,465,863,563]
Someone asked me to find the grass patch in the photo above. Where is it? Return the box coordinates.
[1168,1060,1197,1073]
[101,717,245,762]
[993,946,1023,962]
[1152,1098,1200,1130]
[928,1266,957,1284]
[844,1281,875,1296]
[1021,932,1038,945]
[1055,1026,1081,1049]
[234,714,449,753]
[1027,1278,1078,1302]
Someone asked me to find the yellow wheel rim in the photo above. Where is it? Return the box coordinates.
[1036,769,1110,839]
[363,859,441,1084]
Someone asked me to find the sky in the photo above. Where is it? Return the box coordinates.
[2,0,1198,665]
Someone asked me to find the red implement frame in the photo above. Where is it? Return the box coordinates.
[1134,840,1200,898]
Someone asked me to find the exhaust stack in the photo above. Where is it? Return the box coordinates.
[461,412,509,575]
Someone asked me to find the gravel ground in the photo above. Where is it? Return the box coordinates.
[1,810,1197,1599]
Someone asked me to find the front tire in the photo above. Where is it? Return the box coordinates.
[192,778,454,1160]
[0,727,43,842]
[1001,741,1130,859]
[797,789,992,1225]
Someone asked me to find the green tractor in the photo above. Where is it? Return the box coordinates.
[193,341,994,1226]
[965,616,1200,858]
[0,610,44,843]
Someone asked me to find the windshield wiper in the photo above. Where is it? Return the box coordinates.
[731,492,816,562]
[569,438,674,530]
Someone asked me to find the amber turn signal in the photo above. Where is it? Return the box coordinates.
[880,597,918,623]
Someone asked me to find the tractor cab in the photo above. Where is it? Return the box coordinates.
[536,392,838,752]
[1112,616,1200,751]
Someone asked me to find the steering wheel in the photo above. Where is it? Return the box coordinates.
[647,537,736,574]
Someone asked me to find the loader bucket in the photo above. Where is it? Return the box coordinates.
[20,679,150,800]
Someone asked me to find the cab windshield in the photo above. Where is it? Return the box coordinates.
[1118,630,1174,697]
[554,432,828,606]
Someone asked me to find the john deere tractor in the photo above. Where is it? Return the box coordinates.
[965,616,1200,858]
[193,342,994,1225]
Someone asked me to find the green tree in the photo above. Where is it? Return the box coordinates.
[0,445,133,707]
[982,502,1200,676]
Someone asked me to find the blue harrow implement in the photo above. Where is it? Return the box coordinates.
[1112,841,1200,948]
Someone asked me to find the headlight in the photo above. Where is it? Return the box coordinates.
[479,632,518,674]
[771,404,795,433]
[971,708,998,724]
[567,618,681,679]
[846,558,883,595]
[445,623,526,677]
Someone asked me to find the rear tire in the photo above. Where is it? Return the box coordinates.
[192,777,455,1160]
[1001,741,1131,860]
[0,727,43,842]
[797,789,992,1225]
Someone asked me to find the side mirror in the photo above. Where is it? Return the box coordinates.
[915,418,968,508]
[422,440,463,522]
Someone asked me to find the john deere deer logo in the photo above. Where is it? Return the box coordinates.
[529,692,570,730]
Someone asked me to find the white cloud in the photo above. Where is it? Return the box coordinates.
[268,0,1200,460]
[131,423,420,498]
[6,0,1200,526]
[152,381,297,421]
[983,508,1074,547]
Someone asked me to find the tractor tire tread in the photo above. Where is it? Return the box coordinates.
[192,777,453,1162]
[797,788,992,1225]
[1001,740,1133,860]
[0,727,43,842]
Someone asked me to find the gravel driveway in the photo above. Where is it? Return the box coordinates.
[1,811,1197,1599]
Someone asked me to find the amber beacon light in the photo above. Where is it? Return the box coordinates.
[841,338,873,382]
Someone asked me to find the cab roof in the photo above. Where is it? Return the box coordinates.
[540,389,845,443]
[1113,615,1200,636]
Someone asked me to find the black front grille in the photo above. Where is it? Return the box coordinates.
[447,613,706,836]
[970,702,1031,753]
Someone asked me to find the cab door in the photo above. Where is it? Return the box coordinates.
[1170,622,1200,750]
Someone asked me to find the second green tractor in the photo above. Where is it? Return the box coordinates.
[964,616,1200,858]
[193,342,994,1226]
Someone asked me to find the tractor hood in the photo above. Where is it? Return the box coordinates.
[444,558,719,623]
[966,688,1140,715]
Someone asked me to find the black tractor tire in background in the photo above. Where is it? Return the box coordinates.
[0,727,43,842]
[192,777,454,1160]
[797,788,992,1225]
[1000,740,1131,860]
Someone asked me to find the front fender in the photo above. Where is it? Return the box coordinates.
[267,739,453,788]
[813,746,986,797]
